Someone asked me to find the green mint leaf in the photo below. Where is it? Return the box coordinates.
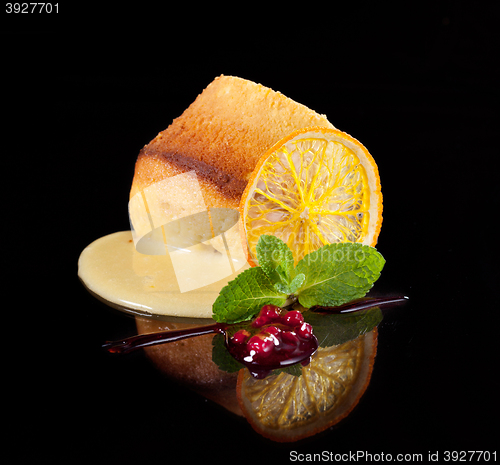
[295,243,385,309]
[303,307,383,347]
[212,266,288,324]
[274,282,291,294]
[256,235,294,285]
[288,273,305,294]
[272,273,305,295]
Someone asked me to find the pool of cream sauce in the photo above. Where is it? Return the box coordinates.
[78,231,249,319]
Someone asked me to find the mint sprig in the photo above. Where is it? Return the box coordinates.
[212,235,385,324]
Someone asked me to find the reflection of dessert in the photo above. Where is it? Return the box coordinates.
[135,317,242,416]
[133,315,378,442]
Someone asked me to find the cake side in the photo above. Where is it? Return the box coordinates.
[130,75,335,207]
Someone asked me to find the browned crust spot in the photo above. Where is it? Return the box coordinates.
[138,147,248,202]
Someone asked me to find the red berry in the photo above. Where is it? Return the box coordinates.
[296,322,313,340]
[232,329,250,344]
[264,326,281,338]
[247,335,274,356]
[252,316,266,328]
[283,310,304,327]
[281,330,299,346]
[260,304,281,320]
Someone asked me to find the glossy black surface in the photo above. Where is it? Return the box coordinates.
[5,4,498,463]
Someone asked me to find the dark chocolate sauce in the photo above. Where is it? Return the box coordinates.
[102,323,227,354]
[311,295,408,314]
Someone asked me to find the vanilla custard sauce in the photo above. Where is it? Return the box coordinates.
[78,231,249,319]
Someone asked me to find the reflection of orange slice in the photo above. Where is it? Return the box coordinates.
[236,329,377,442]
[241,127,382,265]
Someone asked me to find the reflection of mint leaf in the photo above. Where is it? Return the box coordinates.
[212,267,288,324]
[256,235,294,285]
[211,333,245,373]
[271,363,303,378]
[304,307,383,348]
[295,243,385,309]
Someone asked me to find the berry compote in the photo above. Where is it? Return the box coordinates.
[226,305,318,379]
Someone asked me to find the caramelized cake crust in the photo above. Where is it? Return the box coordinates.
[130,75,334,208]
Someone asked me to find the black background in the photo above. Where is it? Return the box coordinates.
[4,2,499,463]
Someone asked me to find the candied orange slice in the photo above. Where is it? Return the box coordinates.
[240,127,382,264]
